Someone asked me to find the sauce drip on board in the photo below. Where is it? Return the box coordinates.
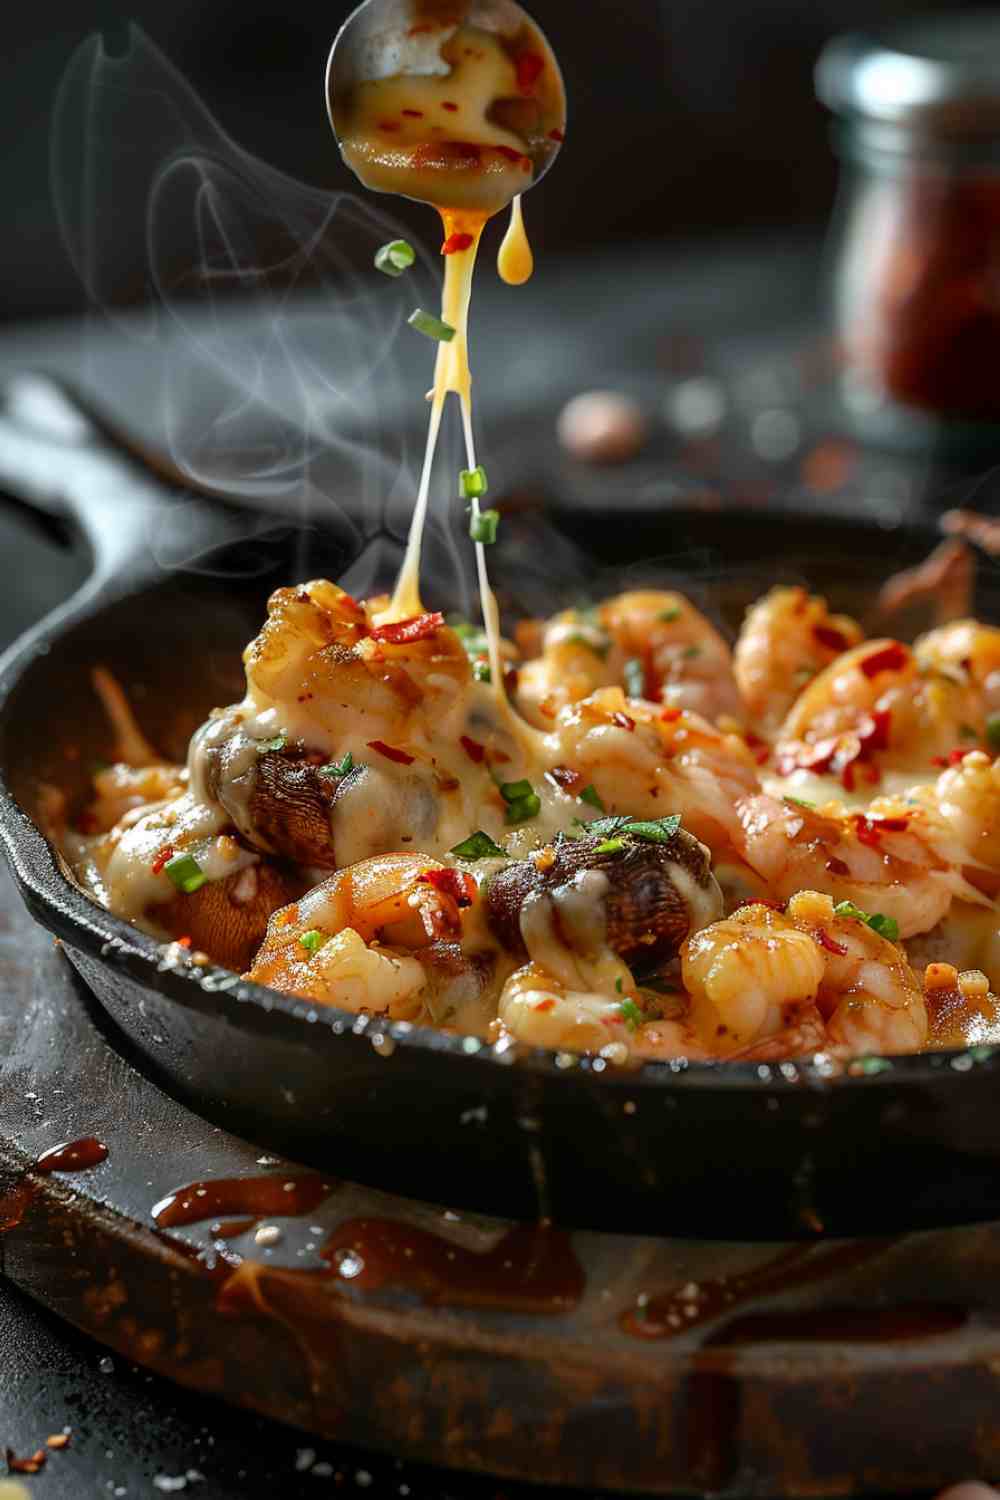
[34,1137,109,1174]
[151,1173,333,1229]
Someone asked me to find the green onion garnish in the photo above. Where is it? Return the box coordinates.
[460,466,489,500]
[833,901,899,943]
[623,658,646,698]
[256,735,287,754]
[408,308,456,342]
[595,837,625,855]
[657,606,682,623]
[626,815,682,844]
[375,240,415,277]
[987,715,1000,751]
[469,507,500,545]
[682,644,701,660]
[579,784,605,812]
[564,632,610,659]
[164,852,207,895]
[500,779,541,825]
[573,813,681,845]
[472,660,492,683]
[615,976,624,994]
[855,1056,892,1076]
[784,795,816,810]
[618,999,643,1031]
[319,752,355,780]
[450,830,505,860]
[299,929,328,954]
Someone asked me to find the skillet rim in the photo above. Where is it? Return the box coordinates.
[1,569,998,1098]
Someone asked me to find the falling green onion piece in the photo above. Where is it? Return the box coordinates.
[469,507,500,545]
[623,657,646,698]
[319,752,355,780]
[375,240,415,277]
[460,466,489,500]
[299,929,328,954]
[164,852,207,895]
[579,784,605,812]
[408,308,456,342]
[987,715,1000,751]
[618,999,643,1031]
[256,735,287,754]
[450,830,505,860]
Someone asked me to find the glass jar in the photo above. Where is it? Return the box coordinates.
[817,14,1000,451]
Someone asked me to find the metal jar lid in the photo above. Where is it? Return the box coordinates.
[817,11,1000,143]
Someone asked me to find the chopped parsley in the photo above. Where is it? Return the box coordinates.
[500,779,541,825]
[319,752,355,780]
[450,830,505,860]
[578,784,605,812]
[574,813,682,846]
[623,657,646,698]
[595,837,626,855]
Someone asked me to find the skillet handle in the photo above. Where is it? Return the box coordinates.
[0,372,244,591]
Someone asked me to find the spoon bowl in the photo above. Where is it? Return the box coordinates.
[326,0,566,214]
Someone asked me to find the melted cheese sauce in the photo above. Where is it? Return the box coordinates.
[498,195,533,285]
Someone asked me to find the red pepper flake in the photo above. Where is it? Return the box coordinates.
[442,231,474,255]
[459,735,485,764]
[496,144,528,165]
[874,816,909,832]
[816,929,848,956]
[854,814,882,849]
[549,127,565,142]
[151,845,175,876]
[491,748,511,764]
[534,997,556,1013]
[441,100,459,111]
[402,108,424,118]
[611,711,636,732]
[860,642,908,678]
[378,120,401,132]
[369,611,444,645]
[826,856,850,876]
[6,1447,47,1474]
[840,762,856,793]
[547,764,582,790]
[813,623,850,653]
[176,935,193,949]
[516,51,545,93]
[950,747,972,765]
[367,740,415,766]
[660,706,682,723]
[419,868,476,907]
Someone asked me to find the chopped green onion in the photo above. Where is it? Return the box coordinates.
[682,644,701,660]
[987,715,1000,751]
[469,506,500,545]
[595,837,625,855]
[472,659,492,683]
[866,912,900,943]
[408,308,455,342]
[657,606,682,623]
[784,795,816,810]
[500,779,541,825]
[164,852,207,895]
[319,752,355,780]
[564,631,610,659]
[615,976,624,994]
[579,784,605,812]
[579,814,632,839]
[450,830,505,860]
[834,900,869,924]
[256,735,287,754]
[299,929,328,954]
[375,239,416,277]
[460,466,489,500]
[618,999,643,1031]
[623,658,646,698]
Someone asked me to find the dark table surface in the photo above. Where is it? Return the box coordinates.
[0,233,987,1499]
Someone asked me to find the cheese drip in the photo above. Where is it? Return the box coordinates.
[498,195,533,285]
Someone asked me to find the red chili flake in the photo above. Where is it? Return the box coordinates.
[840,762,856,792]
[402,108,424,118]
[75,811,99,835]
[378,120,402,132]
[419,868,476,907]
[459,735,485,764]
[176,935,192,949]
[863,707,892,752]
[368,611,444,645]
[816,929,848,956]
[745,729,771,766]
[496,144,527,164]
[549,128,565,142]
[874,816,909,832]
[660,707,682,723]
[441,101,459,112]
[534,998,556,1013]
[860,642,908,678]
[442,231,474,255]
[516,52,545,93]
[813,623,850,653]
[949,747,972,765]
[547,764,582,790]
[6,1448,47,1475]
[854,814,882,849]
[367,740,415,766]
[491,749,511,764]
[151,846,175,876]
[826,856,850,876]
[611,711,636,732]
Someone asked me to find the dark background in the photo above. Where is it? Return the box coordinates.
[4,0,994,326]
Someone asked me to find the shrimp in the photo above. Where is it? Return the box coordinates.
[915,619,1000,717]
[245,853,496,1031]
[496,961,634,1054]
[548,688,760,856]
[735,792,980,939]
[681,892,927,1059]
[776,636,988,787]
[874,751,1000,887]
[516,591,741,729]
[733,586,863,737]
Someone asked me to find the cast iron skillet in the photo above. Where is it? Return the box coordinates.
[2,372,1000,1240]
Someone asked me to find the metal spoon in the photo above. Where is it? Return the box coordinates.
[326,0,566,202]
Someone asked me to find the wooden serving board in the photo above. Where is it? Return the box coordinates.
[3,853,1000,1496]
